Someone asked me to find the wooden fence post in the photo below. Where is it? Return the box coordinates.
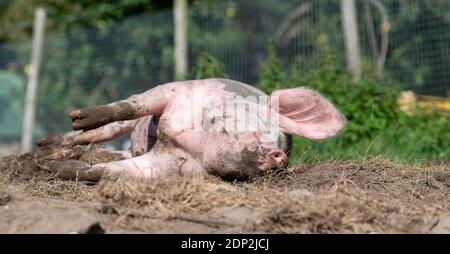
[341,0,362,81]
[174,0,188,79]
[21,8,46,153]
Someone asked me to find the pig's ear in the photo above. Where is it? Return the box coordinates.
[270,87,347,140]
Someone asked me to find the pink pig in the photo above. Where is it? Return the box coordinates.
[37,79,346,181]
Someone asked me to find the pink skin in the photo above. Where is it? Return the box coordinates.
[39,79,346,181]
[271,88,347,140]
[92,144,203,178]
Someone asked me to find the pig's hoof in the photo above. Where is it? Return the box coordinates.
[70,105,114,131]
[36,134,65,147]
[39,160,102,182]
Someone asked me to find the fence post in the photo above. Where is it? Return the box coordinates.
[341,0,362,81]
[174,0,188,79]
[21,8,46,153]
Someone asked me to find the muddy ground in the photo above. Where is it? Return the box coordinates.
[0,145,449,234]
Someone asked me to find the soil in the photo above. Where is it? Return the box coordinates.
[1,145,449,234]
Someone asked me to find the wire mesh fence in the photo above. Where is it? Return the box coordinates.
[0,0,449,154]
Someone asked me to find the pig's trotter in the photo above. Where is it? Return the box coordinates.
[35,131,80,147]
[36,133,66,147]
[39,160,103,181]
[70,105,113,130]
[70,103,136,131]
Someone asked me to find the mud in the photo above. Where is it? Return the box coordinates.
[71,102,136,131]
[0,146,449,233]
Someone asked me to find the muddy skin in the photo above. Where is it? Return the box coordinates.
[35,133,70,147]
[40,159,103,182]
[235,147,265,180]
[216,78,293,156]
[218,78,267,98]
[71,102,136,131]
[36,131,90,148]
[156,126,180,149]
[207,147,262,181]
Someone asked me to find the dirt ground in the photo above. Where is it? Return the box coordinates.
[0,145,449,234]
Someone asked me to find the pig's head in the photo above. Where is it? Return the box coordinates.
[202,87,346,180]
[202,132,289,180]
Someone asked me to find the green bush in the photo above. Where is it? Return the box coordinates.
[259,41,285,94]
[189,52,227,80]
[258,44,450,162]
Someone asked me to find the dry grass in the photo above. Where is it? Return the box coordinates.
[0,146,449,233]
[0,145,110,202]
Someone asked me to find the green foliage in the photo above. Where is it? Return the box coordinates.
[189,52,227,80]
[259,45,450,162]
[380,0,450,94]
[0,0,172,42]
[1,0,449,98]
[0,71,25,139]
[259,42,285,94]
[0,0,448,156]
[393,113,450,160]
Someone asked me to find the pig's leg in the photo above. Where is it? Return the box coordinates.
[91,145,203,179]
[44,144,203,181]
[36,120,137,147]
[70,82,188,131]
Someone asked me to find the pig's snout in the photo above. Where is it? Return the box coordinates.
[259,148,288,171]
[269,149,289,169]
[270,149,288,165]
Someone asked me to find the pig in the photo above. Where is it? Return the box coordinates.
[36,78,346,181]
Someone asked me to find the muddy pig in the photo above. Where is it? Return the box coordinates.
[37,78,347,181]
